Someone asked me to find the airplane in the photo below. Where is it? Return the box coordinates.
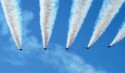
[86,47,90,49]
[65,48,69,50]
[108,45,111,48]
[44,48,47,50]
[65,47,75,50]
[19,48,23,51]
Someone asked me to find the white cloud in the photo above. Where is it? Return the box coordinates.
[22,10,34,25]
[39,45,107,73]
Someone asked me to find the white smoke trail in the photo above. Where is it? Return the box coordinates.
[87,0,125,48]
[109,21,125,46]
[39,0,58,48]
[66,0,93,48]
[1,0,22,49]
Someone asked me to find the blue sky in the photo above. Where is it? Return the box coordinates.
[0,0,125,73]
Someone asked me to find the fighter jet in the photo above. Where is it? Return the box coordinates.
[108,45,111,48]
[19,48,23,51]
[86,47,90,49]
[65,48,69,50]
[65,47,74,50]
[44,48,47,50]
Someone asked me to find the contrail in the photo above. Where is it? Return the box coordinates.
[39,0,58,49]
[66,0,93,48]
[87,0,125,48]
[1,0,22,50]
[109,21,125,46]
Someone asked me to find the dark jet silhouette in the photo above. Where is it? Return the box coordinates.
[65,48,69,50]
[108,45,111,48]
[86,47,90,49]
[44,48,47,50]
[19,48,23,51]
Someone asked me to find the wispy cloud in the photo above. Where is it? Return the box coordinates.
[40,45,107,73]
[0,10,107,73]
[0,10,37,66]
